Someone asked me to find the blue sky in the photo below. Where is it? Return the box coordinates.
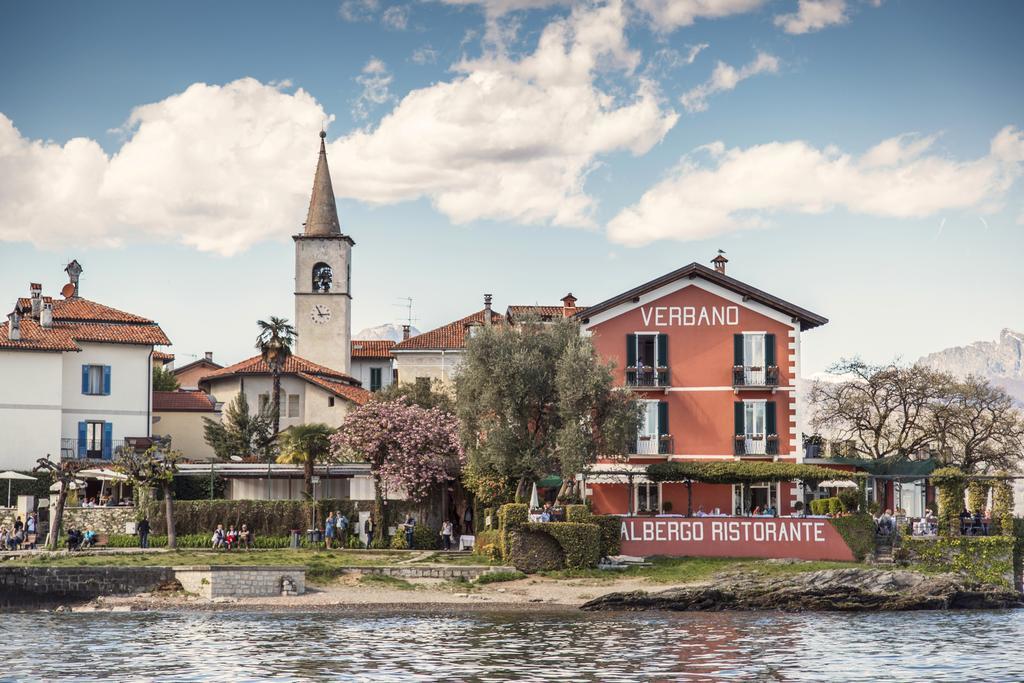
[0,0,1021,375]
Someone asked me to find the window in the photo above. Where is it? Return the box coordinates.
[370,367,383,392]
[733,333,777,386]
[312,262,333,292]
[636,482,660,514]
[287,394,300,418]
[328,396,335,407]
[78,420,112,459]
[81,364,111,396]
[744,401,766,437]
[735,400,777,456]
[743,334,765,368]
[634,400,669,455]
[625,333,668,386]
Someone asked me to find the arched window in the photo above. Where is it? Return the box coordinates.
[312,263,333,292]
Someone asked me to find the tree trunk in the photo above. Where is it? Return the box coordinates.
[272,368,282,436]
[48,482,69,551]
[163,483,177,549]
[372,477,387,547]
[686,481,693,517]
[304,457,314,500]
[515,477,529,503]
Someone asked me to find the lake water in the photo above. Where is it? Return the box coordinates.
[1,608,1022,681]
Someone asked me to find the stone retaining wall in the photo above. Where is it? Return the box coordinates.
[173,565,306,598]
[0,566,174,606]
[63,507,137,535]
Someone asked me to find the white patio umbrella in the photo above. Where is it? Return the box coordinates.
[529,482,540,509]
[0,471,36,507]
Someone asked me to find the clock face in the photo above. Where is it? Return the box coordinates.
[311,304,332,324]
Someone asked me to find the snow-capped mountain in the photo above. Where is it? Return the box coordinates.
[919,328,1024,404]
[354,323,421,342]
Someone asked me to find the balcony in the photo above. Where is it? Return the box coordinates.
[630,435,674,456]
[732,365,780,390]
[60,437,153,461]
[626,365,670,389]
[734,434,779,457]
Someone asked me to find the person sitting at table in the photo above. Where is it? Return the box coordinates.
[540,504,552,523]
[751,506,762,516]
[694,506,707,517]
[958,508,971,534]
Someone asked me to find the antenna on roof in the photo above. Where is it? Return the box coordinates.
[393,297,417,327]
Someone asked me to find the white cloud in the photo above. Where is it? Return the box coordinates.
[680,52,779,112]
[339,0,379,22]
[684,43,710,64]
[440,0,566,19]
[382,5,409,29]
[634,0,766,30]
[411,45,439,65]
[607,127,1024,246]
[774,0,848,34]
[329,0,678,227]
[353,58,394,120]
[0,79,329,256]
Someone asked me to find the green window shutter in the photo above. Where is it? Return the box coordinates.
[734,402,745,437]
[766,401,777,434]
[626,334,636,367]
[657,401,668,436]
[657,333,668,367]
[765,334,776,367]
[733,334,744,365]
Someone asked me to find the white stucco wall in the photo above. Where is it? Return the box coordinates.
[392,351,464,384]
[349,358,394,391]
[0,350,64,469]
[60,342,153,447]
[294,236,352,374]
[206,376,358,430]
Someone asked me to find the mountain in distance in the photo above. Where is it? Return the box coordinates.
[918,328,1024,404]
[354,323,421,342]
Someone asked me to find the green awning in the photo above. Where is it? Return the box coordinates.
[537,475,562,488]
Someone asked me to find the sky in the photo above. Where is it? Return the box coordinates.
[0,0,1021,376]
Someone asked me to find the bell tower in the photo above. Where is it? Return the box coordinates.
[294,131,353,373]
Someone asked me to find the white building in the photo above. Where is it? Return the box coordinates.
[0,263,170,470]
[350,340,395,392]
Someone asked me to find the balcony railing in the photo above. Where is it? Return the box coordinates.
[60,438,125,460]
[630,435,674,456]
[732,365,780,388]
[626,365,670,388]
[734,434,779,457]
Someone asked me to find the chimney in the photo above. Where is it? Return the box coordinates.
[711,251,728,275]
[483,294,493,326]
[64,259,83,298]
[204,351,213,362]
[561,292,577,318]
[40,302,53,329]
[402,324,411,341]
[7,311,20,341]
[29,283,42,318]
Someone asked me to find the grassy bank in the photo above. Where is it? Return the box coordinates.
[542,557,867,583]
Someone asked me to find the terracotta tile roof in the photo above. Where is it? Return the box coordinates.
[201,354,358,383]
[173,358,222,376]
[351,339,396,359]
[57,322,171,346]
[392,309,505,351]
[297,372,372,406]
[0,318,80,352]
[17,297,155,324]
[153,351,175,364]
[153,390,218,412]
[505,305,587,322]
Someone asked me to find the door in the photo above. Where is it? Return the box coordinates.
[636,401,659,455]
[743,333,766,385]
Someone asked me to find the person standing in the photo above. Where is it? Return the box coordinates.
[336,511,349,547]
[25,513,37,549]
[138,517,151,549]
[404,516,416,549]
[13,516,23,536]
[364,516,374,547]
[324,511,337,549]
[463,507,473,535]
[440,520,453,551]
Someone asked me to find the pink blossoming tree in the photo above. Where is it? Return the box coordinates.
[331,399,463,546]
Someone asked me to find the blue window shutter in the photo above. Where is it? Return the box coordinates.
[102,423,113,460]
[102,365,112,395]
[81,365,90,394]
[77,422,87,458]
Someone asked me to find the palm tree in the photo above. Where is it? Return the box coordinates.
[256,317,297,437]
[278,423,336,499]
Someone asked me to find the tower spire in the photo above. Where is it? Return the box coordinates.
[303,130,341,236]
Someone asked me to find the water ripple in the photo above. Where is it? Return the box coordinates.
[0,609,1022,682]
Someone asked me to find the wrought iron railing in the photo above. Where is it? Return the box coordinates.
[732,365,780,388]
[734,434,779,456]
[60,438,126,460]
[630,435,674,456]
[625,366,670,388]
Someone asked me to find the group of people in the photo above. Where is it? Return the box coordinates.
[210,524,255,550]
[324,511,353,549]
[876,508,943,537]
[0,514,38,550]
[65,528,99,550]
[78,497,129,508]
[958,508,992,536]
[528,503,565,523]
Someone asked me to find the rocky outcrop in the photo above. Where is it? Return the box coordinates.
[581,568,1022,612]
[919,328,1024,404]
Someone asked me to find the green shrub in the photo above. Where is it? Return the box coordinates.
[347,535,365,549]
[390,531,408,549]
[829,514,875,561]
[594,515,622,557]
[966,481,989,515]
[933,467,966,537]
[837,488,861,513]
[389,524,438,550]
[810,498,841,516]
[901,536,1014,588]
[105,533,310,549]
[474,570,526,584]
[828,498,843,515]
[504,529,565,573]
[498,504,528,530]
[474,529,500,560]
[525,522,601,569]
[565,505,591,523]
[991,476,1014,537]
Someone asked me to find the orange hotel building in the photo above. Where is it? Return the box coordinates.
[578,256,828,517]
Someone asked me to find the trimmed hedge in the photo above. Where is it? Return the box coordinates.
[474,529,501,561]
[966,481,989,515]
[991,476,1015,537]
[104,533,311,549]
[900,536,1015,588]
[505,529,565,573]
[145,499,377,536]
[594,515,622,557]
[389,524,440,550]
[932,467,966,537]
[829,514,876,561]
[565,505,590,523]
[647,461,864,486]
[526,522,601,569]
[809,498,843,516]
